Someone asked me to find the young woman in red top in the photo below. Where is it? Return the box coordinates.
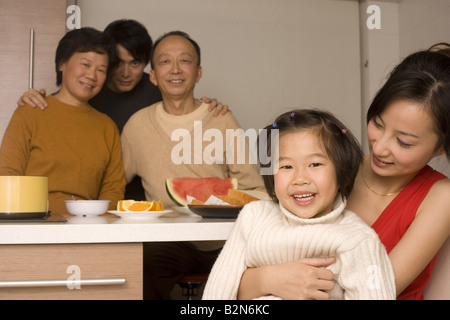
[238,50,450,300]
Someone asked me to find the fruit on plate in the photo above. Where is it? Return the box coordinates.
[117,200,135,211]
[166,177,238,206]
[117,200,164,211]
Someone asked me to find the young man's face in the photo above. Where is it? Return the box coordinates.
[107,44,146,93]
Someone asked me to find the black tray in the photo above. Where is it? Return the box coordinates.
[0,211,49,220]
[187,205,243,219]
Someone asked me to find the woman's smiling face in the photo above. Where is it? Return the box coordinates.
[367,99,443,178]
[58,51,108,106]
[274,130,339,219]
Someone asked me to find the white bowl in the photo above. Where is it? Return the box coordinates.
[64,200,110,216]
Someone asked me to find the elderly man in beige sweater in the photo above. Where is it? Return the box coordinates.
[121,31,265,299]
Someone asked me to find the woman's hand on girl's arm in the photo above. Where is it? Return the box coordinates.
[237,257,335,300]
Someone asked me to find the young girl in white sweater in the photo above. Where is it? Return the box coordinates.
[203,109,396,300]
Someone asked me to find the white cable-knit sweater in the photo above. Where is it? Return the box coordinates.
[203,198,396,300]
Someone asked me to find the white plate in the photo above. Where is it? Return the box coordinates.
[107,210,173,220]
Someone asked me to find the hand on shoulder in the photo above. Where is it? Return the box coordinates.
[17,88,47,110]
[202,97,231,116]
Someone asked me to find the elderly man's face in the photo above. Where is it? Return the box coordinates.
[150,35,202,99]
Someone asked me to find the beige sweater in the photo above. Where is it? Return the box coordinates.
[203,198,396,300]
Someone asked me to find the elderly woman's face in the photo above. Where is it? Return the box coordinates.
[58,51,108,106]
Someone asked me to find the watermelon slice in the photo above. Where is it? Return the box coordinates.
[166,177,238,206]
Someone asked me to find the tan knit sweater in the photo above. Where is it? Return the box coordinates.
[0,95,125,214]
[203,198,396,300]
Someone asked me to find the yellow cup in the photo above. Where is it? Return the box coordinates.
[0,176,48,213]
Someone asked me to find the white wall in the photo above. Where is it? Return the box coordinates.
[399,0,450,57]
[77,0,362,139]
[359,0,400,152]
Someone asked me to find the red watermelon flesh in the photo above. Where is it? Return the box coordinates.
[166,177,238,206]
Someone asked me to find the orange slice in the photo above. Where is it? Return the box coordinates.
[117,200,164,211]
[155,200,164,211]
[126,201,153,212]
[117,200,135,211]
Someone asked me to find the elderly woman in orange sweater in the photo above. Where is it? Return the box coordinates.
[0,28,125,214]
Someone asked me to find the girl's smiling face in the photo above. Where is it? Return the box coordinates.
[274,130,339,219]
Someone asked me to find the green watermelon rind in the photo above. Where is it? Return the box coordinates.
[166,179,185,206]
[166,177,238,206]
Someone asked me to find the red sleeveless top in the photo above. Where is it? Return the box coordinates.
[372,165,447,300]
